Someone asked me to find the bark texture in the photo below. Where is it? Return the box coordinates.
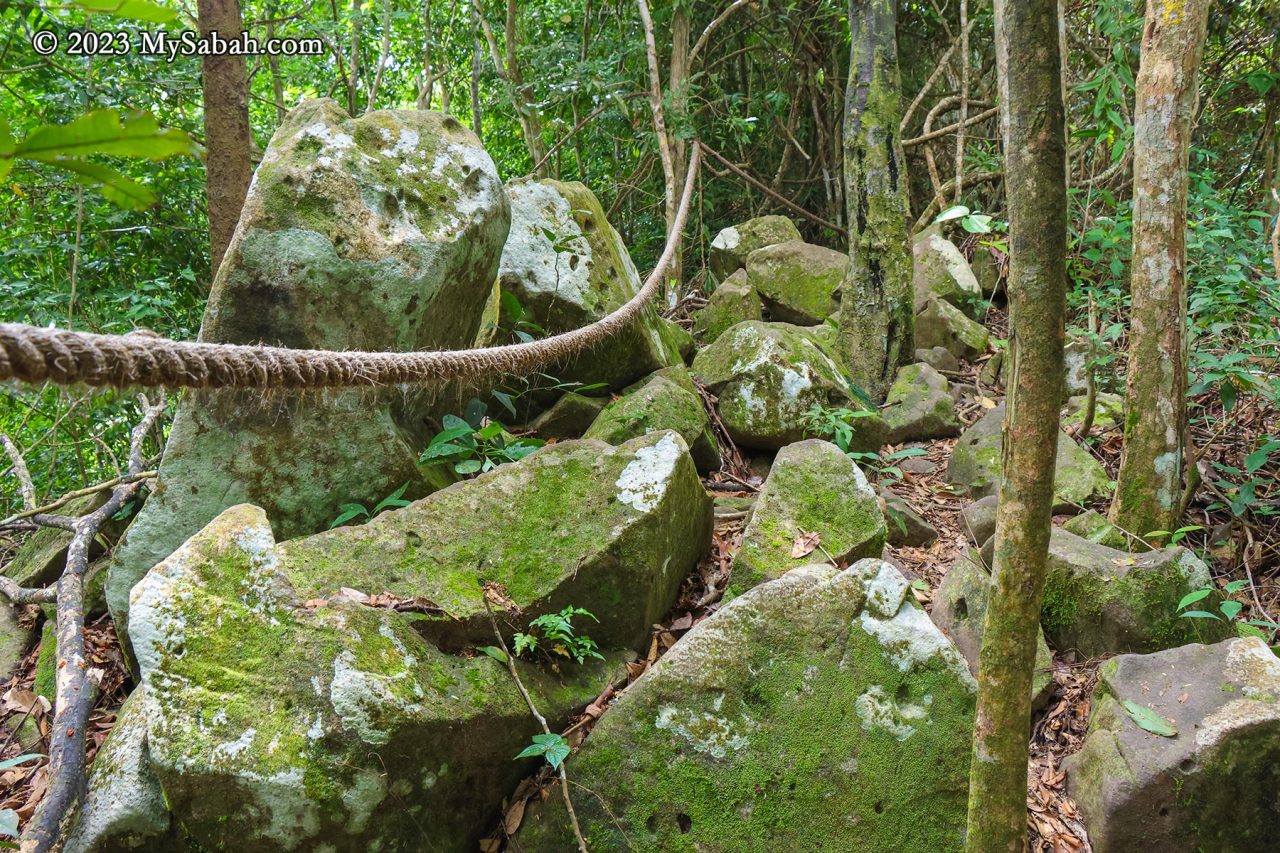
[1109,0,1211,541]
[839,0,914,401]
[965,0,1068,848]
[197,0,253,278]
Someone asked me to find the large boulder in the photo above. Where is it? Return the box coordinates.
[518,560,977,852]
[882,363,961,444]
[948,402,1113,509]
[527,391,606,440]
[583,369,720,473]
[692,321,883,450]
[498,177,684,393]
[880,489,938,547]
[1065,637,1280,852]
[106,99,510,647]
[930,553,1055,710]
[277,431,712,653]
[745,240,844,325]
[912,225,983,317]
[692,269,762,343]
[126,503,621,852]
[730,440,885,596]
[980,528,1232,656]
[914,296,989,361]
[709,215,802,280]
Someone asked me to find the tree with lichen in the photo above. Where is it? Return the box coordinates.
[965,0,1069,846]
[838,0,914,401]
[1108,0,1211,544]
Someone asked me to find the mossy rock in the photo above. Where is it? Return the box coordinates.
[730,440,885,596]
[914,296,989,361]
[745,239,845,325]
[127,504,622,852]
[518,560,976,852]
[1061,509,1127,547]
[691,270,762,343]
[1,493,110,589]
[880,489,937,547]
[1065,637,1280,852]
[33,618,56,706]
[1063,392,1124,432]
[584,371,720,472]
[947,401,1112,509]
[959,495,998,547]
[278,431,712,654]
[709,215,802,280]
[981,528,1233,656]
[498,177,682,396]
[930,552,1055,710]
[528,392,607,440]
[882,363,961,444]
[107,99,509,654]
[912,225,983,318]
[692,321,885,450]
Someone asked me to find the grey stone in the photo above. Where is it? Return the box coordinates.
[692,269,762,343]
[882,363,961,444]
[912,224,983,318]
[880,489,937,547]
[959,495,999,547]
[709,215,802,280]
[528,392,607,440]
[915,346,960,374]
[745,239,845,325]
[914,296,990,361]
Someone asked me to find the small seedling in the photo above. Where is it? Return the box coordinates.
[513,606,604,664]
[516,732,571,769]
[329,482,412,528]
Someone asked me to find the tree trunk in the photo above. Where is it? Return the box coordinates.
[838,0,913,401]
[965,0,1069,847]
[197,0,252,279]
[668,5,690,289]
[1109,0,1211,542]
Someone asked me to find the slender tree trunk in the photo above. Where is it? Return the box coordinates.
[266,2,286,122]
[1109,0,1211,542]
[197,0,252,279]
[965,0,1069,847]
[838,0,914,401]
[347,0,362,114]
[470,3,484,143]
[668,5,690,288]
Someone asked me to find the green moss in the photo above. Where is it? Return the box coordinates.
[33,620,56,705]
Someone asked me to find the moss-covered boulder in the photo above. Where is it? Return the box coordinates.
[745,240,844,325]
[1063,392,1124,433]
[969,246,1003,297]
[127,503,622,852]
[980,528,1232,656]
[584,370,720,472]
[107,99,509,650]
[692,269,762,343]
[880,489,937,547]
[278,431,711,653]
[709,215,802,280]
[1065,637,1280,852]
[730,440,885,596]
[1061,509,1127,547]
[914,296,989,361]
[527,391,607,440]
[915,345,960,374]
[882,363,961,444]
[959,495,999,546]
[692,321,883,450]
[947,402,1113,508]
[930,553,1055,711]
[912,225,983,317]
[498,177,683,394]
[518,560,976,852]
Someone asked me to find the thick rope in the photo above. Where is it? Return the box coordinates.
[0,147,702,391]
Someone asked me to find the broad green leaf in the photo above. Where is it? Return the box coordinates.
[420,442,469,460]
[1224,579,1250,594]
[49,159,156,209]
[1176,588,1212,610]
[329,504,368,528]
[17,110,196,162]
[1244,440,1280,473]
[66,0,178,22]
[492,390,517,419]
[1121,700,1177,737]
[1179,610,1222,620]
[478,645,507,663]
[935,205,970,224]
[373,482,411,514]
[0,754,43,772]
[1219,600,1243,621]
[454,459,482,475]
[429,426,474,446]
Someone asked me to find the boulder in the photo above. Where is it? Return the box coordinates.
[880,489,937,547]
[1065,637,1280,852]
[2,493,110,589]
[745,240,844,325]
[107,99,510,648]
[1063,392,1124,433]
[882,363,961,444]
[969,246,1003,297]
[692,321,883,450]
[527,391,606,440]
[914,346,960,374]
[498,177,683,393]
[518,560,977,852]
[709,215,802,280]
[128,503,621,852]
[1062,336,1091,397]
[912,225,983,317]
[947,402,1113,509]
[980,528,1233,656]
[930,553,1055,711]
[583,369,721,472]
[692,269,762,343]
[959,495,999,546]
[277,431,712,653]
[978,350,1004,388]
[730,440,885,596]
[914,296,989,361]
[1060,509,1126,547]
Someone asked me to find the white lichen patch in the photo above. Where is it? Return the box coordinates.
[854,685,928,741]
[615,433,681,512]
[380,127,420,159]
[329,650,425,746]
[209,728,257,766]
[498,179,595,308]
[711,225,741,253]
[862,561,909,618]
[1194,697,1280,749]
[234,523,288,624]
[859,604,976,689]
[780,368,812,402]
[654,701,753,759]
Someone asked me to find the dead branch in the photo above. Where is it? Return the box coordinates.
[0,434,37,511]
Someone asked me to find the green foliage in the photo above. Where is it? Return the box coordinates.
[1121,700,1177,738]
[934,204,997,235]
[802,402,926,481]
[512,606,603,665]
[419,402,545,477]
[1177,580,1280,632]
[328,482,412,528]
[515,732,571,769]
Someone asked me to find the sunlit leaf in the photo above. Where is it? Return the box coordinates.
[17,110,196,162]
[1121,700,1176,737]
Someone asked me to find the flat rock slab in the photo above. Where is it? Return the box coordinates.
[1065,637,1280,852]
[518,560,976,852]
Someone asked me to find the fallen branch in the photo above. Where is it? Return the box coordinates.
[0,470,157,528]
[698,142,846,235]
